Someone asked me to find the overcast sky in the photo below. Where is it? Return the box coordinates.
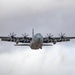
[0,0,75,75]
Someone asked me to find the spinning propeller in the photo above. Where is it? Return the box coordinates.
[46,33,53,39]
[22,33,29,38]
[8,32,16,38]
[59,33,66,38]
[8,32,16,41]
[45,33,53,43]
[22,33,29,42]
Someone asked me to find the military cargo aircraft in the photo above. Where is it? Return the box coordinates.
[0,29,75,49]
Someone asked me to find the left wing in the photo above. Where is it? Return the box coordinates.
[43,36,75,44]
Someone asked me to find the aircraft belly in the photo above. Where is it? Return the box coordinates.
[30,42,42,49]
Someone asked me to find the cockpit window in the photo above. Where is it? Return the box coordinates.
[36,33,41,35]
[35,33,43,38]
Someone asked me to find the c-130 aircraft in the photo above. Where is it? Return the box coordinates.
[0,29,75,50]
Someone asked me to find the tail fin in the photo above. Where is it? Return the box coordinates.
[32,28,34,38]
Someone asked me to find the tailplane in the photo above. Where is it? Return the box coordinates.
[14,44,30,46]
[43,44,52,46]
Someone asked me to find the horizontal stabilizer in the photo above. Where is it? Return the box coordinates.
[43,44,52,46]
[14,44,30,46]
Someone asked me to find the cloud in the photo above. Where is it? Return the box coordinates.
[0,44,75,75]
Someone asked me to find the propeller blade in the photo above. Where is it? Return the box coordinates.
[46,33,53,38]
[22,33,29,38]
[8,32,16,37]
[59,33,66,38]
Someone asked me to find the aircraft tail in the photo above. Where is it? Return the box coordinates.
[32,28,34,38]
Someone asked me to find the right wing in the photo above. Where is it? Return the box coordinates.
[0,36,32,43]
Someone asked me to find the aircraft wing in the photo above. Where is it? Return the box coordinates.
[43,36,75,44]
[0,36,32,43]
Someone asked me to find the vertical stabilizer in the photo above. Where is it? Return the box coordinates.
[32,28,34,38]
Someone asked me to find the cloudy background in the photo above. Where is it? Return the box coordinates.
[0,0,75,75]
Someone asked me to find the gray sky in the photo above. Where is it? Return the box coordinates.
[0,0,75,75]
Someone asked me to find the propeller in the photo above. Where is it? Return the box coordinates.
[45,33,53,42]
[46,33,53,39]
[8,32,16,41]
[8,32,16,38]
[59,32,66,38]
[22,33,29,42]
[22,33,29,38]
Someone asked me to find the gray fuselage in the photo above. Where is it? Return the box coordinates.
[30,33,43,49]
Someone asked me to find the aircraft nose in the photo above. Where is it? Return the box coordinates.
[37,36,41,41]
[38,38,40,41]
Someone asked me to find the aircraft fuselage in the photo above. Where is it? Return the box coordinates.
[30,33,43,49]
